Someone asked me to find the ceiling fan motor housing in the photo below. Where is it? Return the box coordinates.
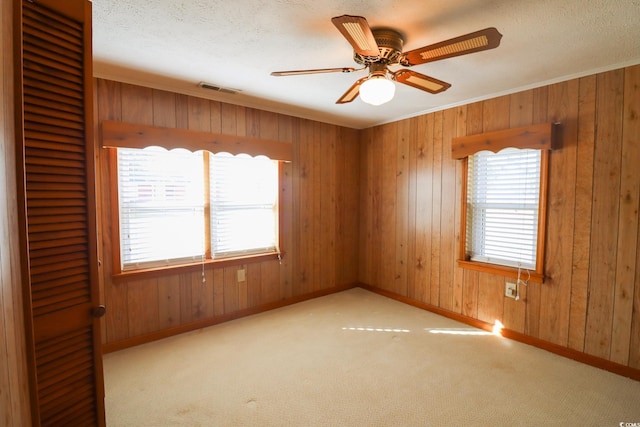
[354,28,404,66]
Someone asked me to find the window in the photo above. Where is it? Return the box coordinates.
[452,122,556,283]
[116,147,279,272]
[465,148,541,270]
[210,153,279,257]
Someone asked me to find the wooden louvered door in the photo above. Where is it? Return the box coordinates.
[14,0,105,425]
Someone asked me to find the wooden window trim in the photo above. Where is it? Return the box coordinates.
[453,123,558,284]
[111,253,280,284]
[106,130,287,280]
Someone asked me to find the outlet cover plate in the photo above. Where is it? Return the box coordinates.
[505,282,517,299]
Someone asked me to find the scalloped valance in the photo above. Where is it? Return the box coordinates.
[451,122,559,159]
[101,120,292,162]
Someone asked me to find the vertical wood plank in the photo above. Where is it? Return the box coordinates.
[261,260,281,304]
[568,75,596,351]
[209,101,222,133]
[395,119,410,295]
[321,124,337,290]
[127,279,159,337]
[413,115,432,304]
[371,127,383,289]
[584,69,624,359]
[611,65,640,365]
[462,270,479,318]
[630,66,640,370]
[297,121,313,294]
[452,106,467,314]
[247,262,262,308]
[430,112,443,304]
[509,90,534,127]
[278,115,294,298]
[460,102,483,316]
[358,127,372,285]
[477,274,504,324]
[311,121,323,291]
[220,103,237,135]
[175,94,189,129]
[290,118,303,296]
[381,122,398,291]
[439,109,456,311]
[237,264,248,310]
[337,127,360,285]
[189,96,211,132]
[525,86,548,338]
[157,275,181,329]
[191,271,214,320]
[539,80,579,346]
[223,267,239,314]
[152,89,176,127]
[179,273,193,324]
[406,118,419,300]
[121,83,153,125]
[213,268,224,316]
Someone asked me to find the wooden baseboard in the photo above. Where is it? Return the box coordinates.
[359,283,640,382]
[102,283,358,354]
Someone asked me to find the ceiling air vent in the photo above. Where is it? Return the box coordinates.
[198,82,241,94]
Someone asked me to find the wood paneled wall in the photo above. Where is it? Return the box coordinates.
[359,64,640,369]
[95,79,360,346]
[0,0,31,424]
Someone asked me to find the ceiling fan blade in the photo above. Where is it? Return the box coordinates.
[393,69,451,94]
[331,15,380,59]
[400,27,502,66]
[271,67,361,76]
[336,77,367,104]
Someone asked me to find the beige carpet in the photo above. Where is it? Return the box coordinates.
[104,288,640,426]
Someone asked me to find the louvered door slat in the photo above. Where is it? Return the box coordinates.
[32,292,90,317]
[23,50,83,79]
[24,85,84,108]
[25,112,84,131]
[25,94,83,115]
[35,326,86,357]
[29,242,86,257]
[23,3,82,33]
[24,66,83,91]
[26,140,85,155]
[25,105,85,127]
[27,180,86,191]
[17,0,104,425]
[29,219,88,234]
[24,122,85,140]
[23,33,83,60]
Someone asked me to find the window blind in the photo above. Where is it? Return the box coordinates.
[117,147,205,270]
[210,153,278,258]
[466,148,541,269]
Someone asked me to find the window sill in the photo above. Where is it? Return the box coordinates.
[457,260,545,284]
[111,252,280,284]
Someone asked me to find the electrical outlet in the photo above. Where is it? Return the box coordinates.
[237,268,246,283]
[505,282,517,299]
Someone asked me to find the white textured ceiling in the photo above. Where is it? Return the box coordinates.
[92,0,640,129]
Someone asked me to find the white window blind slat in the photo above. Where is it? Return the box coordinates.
[466,148,541,269]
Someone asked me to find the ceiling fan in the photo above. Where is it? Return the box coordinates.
[271,15,502,106]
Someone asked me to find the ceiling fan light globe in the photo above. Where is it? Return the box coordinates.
[360,76,395,106]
